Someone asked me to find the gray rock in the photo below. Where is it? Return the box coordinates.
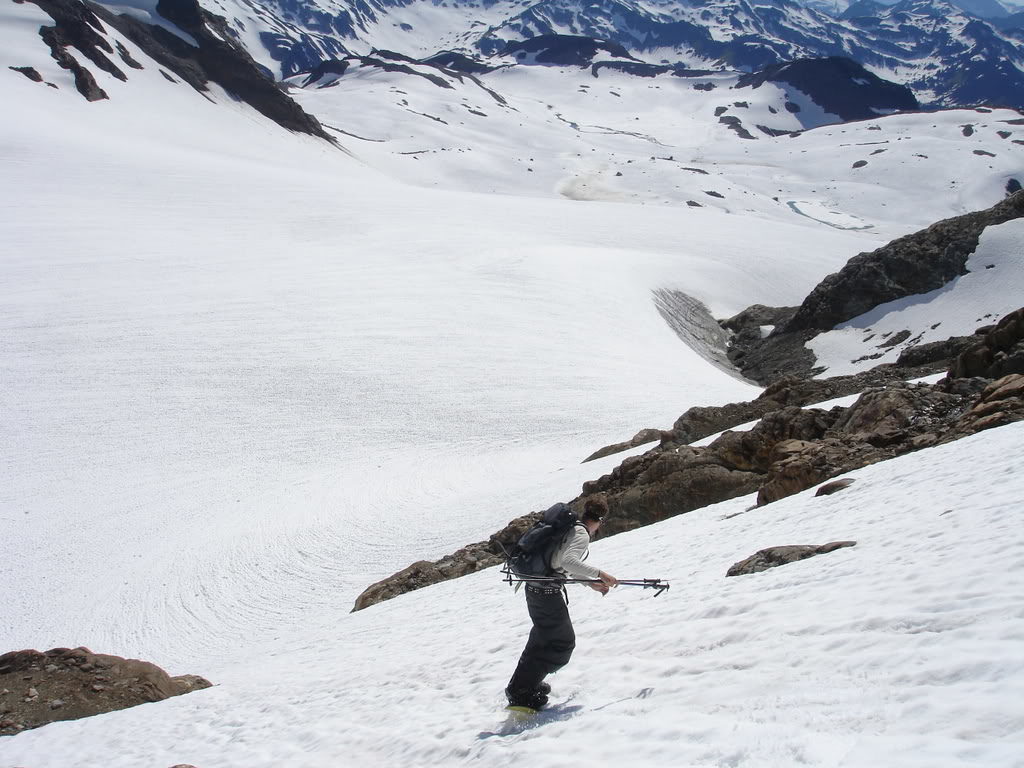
[786,192,1024,333]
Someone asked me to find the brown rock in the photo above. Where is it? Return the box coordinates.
[582,428,666,463]
[726,541,857,576]
[0,648,210,736]
[814,478,855,496]
[352,561,445,612]
[947,307,1024,380]
[952,373,1024,436]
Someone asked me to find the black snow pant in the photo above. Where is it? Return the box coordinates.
[506,584,576,694]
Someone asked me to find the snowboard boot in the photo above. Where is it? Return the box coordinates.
[505,685,548,711]
[535,681,551,696]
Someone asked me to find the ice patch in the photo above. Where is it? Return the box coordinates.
[787,200,873,230]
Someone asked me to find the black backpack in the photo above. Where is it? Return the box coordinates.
[506,502,579,579]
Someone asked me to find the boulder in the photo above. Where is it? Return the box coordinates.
[952,374,1024,435]
[726,541,857,577]
[815,478,855,496]
[0,648,210,736]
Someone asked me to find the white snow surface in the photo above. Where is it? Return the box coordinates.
[3,6,1024,767]
[2,423,1023,767]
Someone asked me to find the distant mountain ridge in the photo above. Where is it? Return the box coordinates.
[157,0,1024,109]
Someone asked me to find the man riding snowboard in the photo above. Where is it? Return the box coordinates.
[505,495,618,710]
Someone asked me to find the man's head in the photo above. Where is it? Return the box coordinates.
[581,495,608,534]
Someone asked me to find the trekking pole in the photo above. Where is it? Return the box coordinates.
[501,567,670,596]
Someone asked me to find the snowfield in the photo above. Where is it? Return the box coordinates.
[2,4,1024,766]
[1,424,1022,768]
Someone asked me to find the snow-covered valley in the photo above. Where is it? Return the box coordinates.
[2,0,1024,764]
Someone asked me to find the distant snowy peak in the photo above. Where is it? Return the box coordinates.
[808,0,1013,18]
[213,0,1024,109]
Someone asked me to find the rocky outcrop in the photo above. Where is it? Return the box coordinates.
[351,508,552,611]
[582,428,664,463]
[499,34,638,66]
[21,0,334,140]
[736,57,918,122]
[9,66,44,82]
[946,307,1024,380]
[951,374,1024,435]
[726,541,857,577]
[586,366,946,466]
[723,194,1024,385]
[0,647,210,736]
[24,0,130,101]
[786,192,1024,334]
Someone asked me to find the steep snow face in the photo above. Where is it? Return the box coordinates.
[0,414,1021,767]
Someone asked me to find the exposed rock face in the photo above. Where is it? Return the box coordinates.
[896,334,978,368]
[786,192,1024,333]
[24,0,334,140]
[26,0,129,101]
[9,66,44,82]
[952,374,1024,435]
[946,307,1024,380]
[736,57,918,122]
[0,647,210,736]
[755,382,974,504]
[498,34,638,66]
[724,195,1024,385]
[21,0,331,137]
[423,51,494,74]
[726,541,857,577]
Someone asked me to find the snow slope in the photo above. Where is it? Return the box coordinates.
[2,6,878,671]
[3,5,1024,766]
[1,422,1021,768]
[290,61,1024,236]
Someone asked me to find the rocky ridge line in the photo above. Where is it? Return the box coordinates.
[16,0,332,140]
[726,190,1024,384]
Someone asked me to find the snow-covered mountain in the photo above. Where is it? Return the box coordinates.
[172,0,1024,109]
[806,0,1015,19]
[2,0,1024,764]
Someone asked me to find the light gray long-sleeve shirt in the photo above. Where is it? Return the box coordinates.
[551,524,601,580]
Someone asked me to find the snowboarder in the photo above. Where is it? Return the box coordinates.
[504,495,618,710]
